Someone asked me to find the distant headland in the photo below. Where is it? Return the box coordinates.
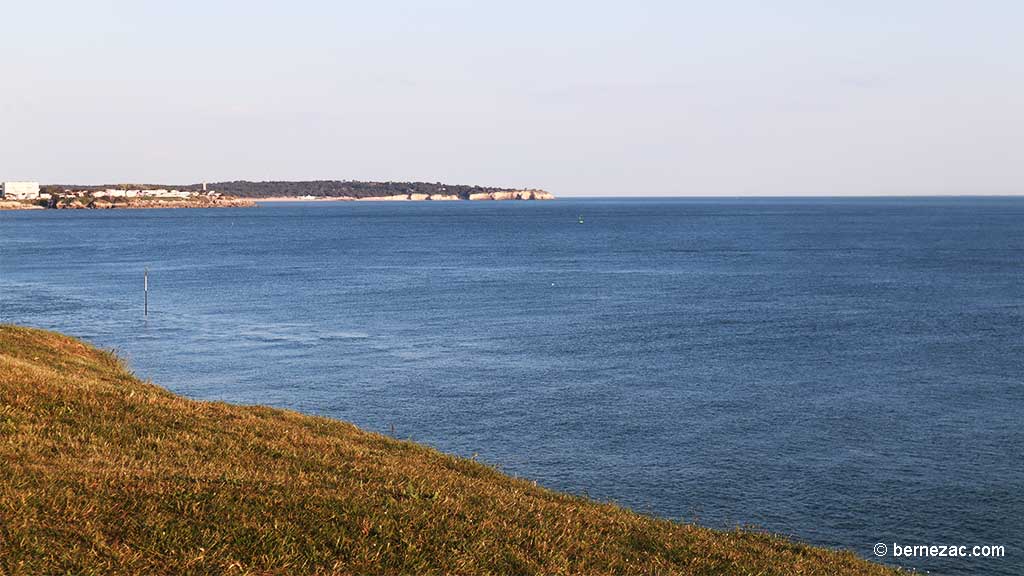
[0,180,555,210]
[192,180,556,201]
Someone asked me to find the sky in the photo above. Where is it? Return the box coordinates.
[1,1,1022,196]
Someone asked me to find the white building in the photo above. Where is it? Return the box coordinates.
[1,181,40,200]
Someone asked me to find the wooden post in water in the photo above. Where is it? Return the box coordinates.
[144,268,149,317]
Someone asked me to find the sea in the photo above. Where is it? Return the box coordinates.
[1,197,1021,575]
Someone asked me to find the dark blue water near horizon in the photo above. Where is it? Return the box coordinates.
[1,198,1021,575]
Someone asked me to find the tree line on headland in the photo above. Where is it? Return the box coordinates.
[42,181,549,200]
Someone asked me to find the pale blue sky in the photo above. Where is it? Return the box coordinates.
[2,1,1021,195]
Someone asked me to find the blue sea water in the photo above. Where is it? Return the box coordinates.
[1,198,1021,575]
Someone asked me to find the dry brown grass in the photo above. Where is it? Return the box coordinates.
[0,325,901,575]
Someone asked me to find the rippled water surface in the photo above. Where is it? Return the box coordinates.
[2,198,1021,574]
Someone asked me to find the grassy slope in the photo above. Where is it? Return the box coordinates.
[0,326,899,575]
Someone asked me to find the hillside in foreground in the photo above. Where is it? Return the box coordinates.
[0,325,899,575]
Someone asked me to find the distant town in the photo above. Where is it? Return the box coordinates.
[0,181,250,210]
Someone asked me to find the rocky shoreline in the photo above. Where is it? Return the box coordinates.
[0,201,45,211]
[85,197,257,209]
[2,190,555,211]
[0,198,257,210]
